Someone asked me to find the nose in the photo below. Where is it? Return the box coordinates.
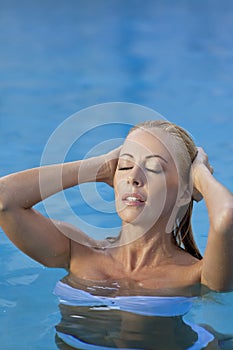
[127,166,145,187]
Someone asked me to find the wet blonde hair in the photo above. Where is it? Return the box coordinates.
[129,120,202,260]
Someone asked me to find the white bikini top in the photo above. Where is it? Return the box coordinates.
[54,280,194,316]
[54,281,214,350]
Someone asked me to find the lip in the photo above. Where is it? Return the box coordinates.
[122,192,146,206]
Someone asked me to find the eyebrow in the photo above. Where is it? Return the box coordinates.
[119,153,168,163]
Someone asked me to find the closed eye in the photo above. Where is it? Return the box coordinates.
[118,167,133,171]
[145,159,163,174]
[146,168,162,174]
[118,167,162,174]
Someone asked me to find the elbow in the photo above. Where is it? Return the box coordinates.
[212,204,233,235]
[0,195,10,217]
[0,179,10,213]
[0,187,4,212]
[0,176,20,212]
[0,196,7,215]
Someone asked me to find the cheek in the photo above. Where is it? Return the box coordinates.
[113,174,124,210]
[146,175,167,216]
[147,172,167,197]
[113,173,121,196]
[147,173,178,215]
[163,177,179,214]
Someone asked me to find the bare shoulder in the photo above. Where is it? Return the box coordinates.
[68,228,115,263]
[174,246,201,266]
[170,248,203,282]
[53,219,98,248]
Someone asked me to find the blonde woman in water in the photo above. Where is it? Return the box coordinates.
[0,120,232,349]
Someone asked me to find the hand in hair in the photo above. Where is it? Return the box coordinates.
[97,146,122,187]
[192,147,214,202]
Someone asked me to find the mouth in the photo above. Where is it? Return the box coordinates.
[122,193,146,206]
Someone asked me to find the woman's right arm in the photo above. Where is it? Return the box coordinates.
[0,148,120,268]
[192,147,233,291]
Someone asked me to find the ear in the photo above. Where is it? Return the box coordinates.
[177,186,191,207]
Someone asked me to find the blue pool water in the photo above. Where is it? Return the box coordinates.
[0,0,233,349]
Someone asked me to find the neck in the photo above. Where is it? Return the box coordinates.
[112,221,177,273]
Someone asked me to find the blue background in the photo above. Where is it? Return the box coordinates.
[0,0,233,348]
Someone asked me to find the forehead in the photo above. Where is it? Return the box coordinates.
[121,128,174,160]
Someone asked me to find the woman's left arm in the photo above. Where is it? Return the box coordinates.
[192,147,233,291]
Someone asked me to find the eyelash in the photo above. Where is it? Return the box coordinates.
[118,167,133,171]
[118,167,161,174]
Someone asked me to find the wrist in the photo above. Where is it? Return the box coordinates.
[96,157,110,183]
[77,156,106,184]
[192,164,212,193]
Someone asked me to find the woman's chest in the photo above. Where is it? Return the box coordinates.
[69,249,202,294]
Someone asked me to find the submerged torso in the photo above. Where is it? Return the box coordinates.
[56,241,216,349]
[54,240,220,349]
[54,279,216,350]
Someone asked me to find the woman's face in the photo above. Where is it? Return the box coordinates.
[114,128,183,229]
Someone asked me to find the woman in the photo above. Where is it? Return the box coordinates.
[0,120,232,349]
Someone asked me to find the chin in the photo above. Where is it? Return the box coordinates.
[117,201,160,225]
[118,212,140,224]
[118,210,155,229]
